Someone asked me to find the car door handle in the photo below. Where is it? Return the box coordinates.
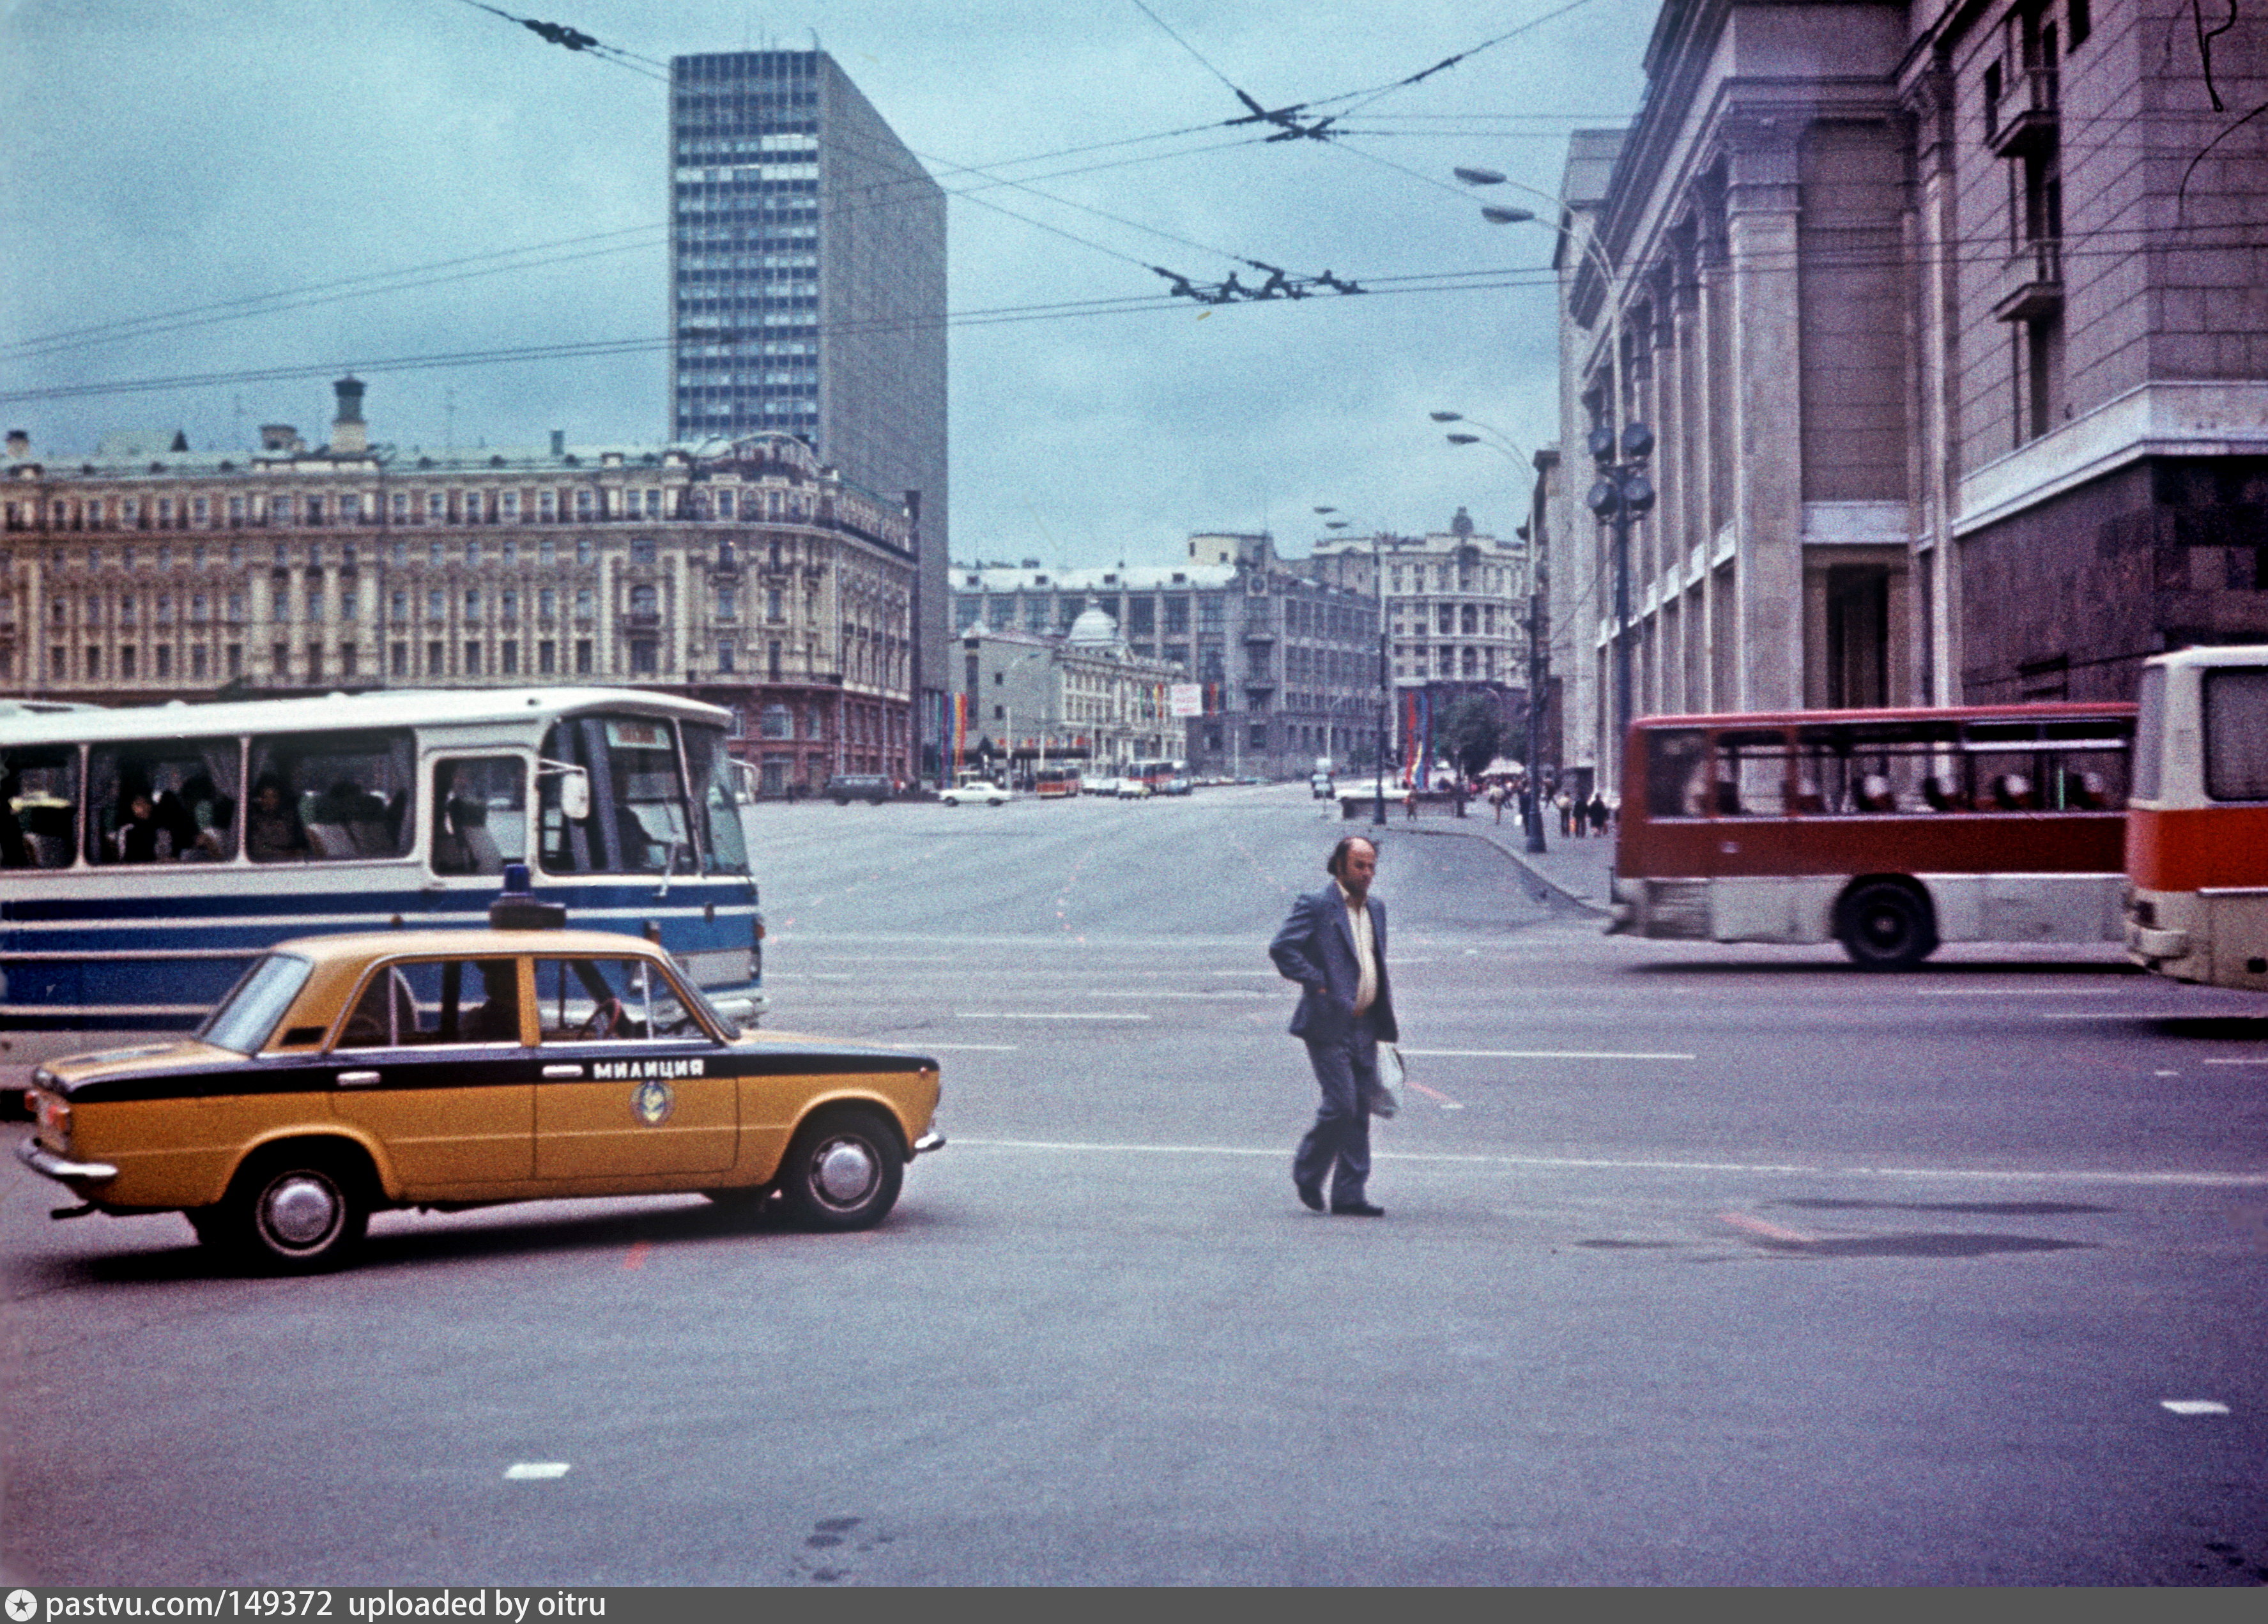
[542,1064,585,1080]
[336,1070,381,1087]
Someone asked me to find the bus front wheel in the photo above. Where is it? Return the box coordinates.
[1837,881,1938,970]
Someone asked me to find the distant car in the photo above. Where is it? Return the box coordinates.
[825,774,893,806]
[14,921,944,1271]
[1115,778,1152,800]
[939,781,1012,806]
[1310,772,1335,799]
[1085,776,1120,797]
[1160,777,1193,797]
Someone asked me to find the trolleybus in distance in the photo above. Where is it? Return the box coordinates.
[2124,643,2268,991]
[0,687,762,1041]
[1032,765,1081,799]
[1609,703,2134,967]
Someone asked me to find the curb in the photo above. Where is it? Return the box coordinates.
[1390,822,1613,915]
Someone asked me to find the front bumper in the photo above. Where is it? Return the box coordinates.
[14,1138,119,1184]
[912,1131,946,1158]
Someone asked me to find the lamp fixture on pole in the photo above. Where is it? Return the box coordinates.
[1584,421,1655,761]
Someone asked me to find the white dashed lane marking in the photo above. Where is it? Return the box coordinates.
[2161,1400,2232,1416]
[504,1462,572,1480]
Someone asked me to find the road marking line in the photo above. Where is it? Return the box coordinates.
[946,1137,2268,1186]
[956,1011,1154,1021]
[504,1462,572,1480]
[1719,1211,1818,1245]
[622,1242,649,1271]
[1406,1079,1464,1110]
[850,1041,1020,1052]
[1915,988,2134,997]
[1084,990,1267,1000]
[2161,1400,2231,1416]
[1400,1047,1697,1062]
[2038,1012,2175,1020]
[2203,1057,2268,1066]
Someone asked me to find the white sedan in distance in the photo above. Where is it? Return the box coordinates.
[939,781,1013,807]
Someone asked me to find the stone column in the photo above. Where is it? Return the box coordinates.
[1722,120,1807,712]
[1903,65,1961,706]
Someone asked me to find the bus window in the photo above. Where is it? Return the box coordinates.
[2205,668,2268,801]
[678,721,751,876]
[86,740,239,864]
[539,716,697,876]
[431,757,528,875]
[2133,666,2166,802]
[1644,728,1708,818]
[0,744,79,869]
[1714,729,1791,816]
[247,730,414,862]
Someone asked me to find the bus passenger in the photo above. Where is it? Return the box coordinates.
[247,774,310,862]
[115,792,164,862]
[1857,774,1897,813]
[1921,776,1965,811]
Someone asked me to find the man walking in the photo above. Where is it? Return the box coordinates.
[1269,835,1400,1217]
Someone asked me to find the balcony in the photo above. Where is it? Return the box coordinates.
[1986,66,2058,158]
[1992,238,2065,322]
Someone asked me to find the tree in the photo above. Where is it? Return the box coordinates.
[1438,694,1502,781]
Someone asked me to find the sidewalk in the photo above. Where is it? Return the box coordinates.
[1383,803,1616,912]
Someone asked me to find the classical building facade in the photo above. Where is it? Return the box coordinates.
[1550,0,2268,786]
[954,616,1181,779]
[0,382,917,789]
[668,49,950,769]
[950,533,1381,778]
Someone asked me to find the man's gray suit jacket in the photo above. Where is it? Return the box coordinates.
[1269,885,1400,1045]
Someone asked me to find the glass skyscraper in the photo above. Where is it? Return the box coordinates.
[668,50,949,721]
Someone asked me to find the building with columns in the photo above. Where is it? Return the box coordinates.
[1551,0,2268,788]
[1,381,917,791]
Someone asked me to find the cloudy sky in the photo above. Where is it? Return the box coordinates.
[1,0,1655,569]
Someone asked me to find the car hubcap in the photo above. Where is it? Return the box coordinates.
[263,1174,341,1248]
[815,1139,877,1206]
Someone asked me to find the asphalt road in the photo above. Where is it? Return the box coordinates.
[5,784,2265,1585]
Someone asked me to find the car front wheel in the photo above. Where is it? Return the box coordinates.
[217,1147,371,1272]
[778,1108,904,1231]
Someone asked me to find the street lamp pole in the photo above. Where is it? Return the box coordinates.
[1585,422,1655,760]
[1317,504,1392,826]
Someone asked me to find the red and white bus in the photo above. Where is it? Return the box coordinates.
[2124,644,2268,990]
[1608,703,2135,967]
[1032,765,1082,799]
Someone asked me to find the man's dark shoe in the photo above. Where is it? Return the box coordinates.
[1331,1200,1386,1217]
[1296,1181,1326,1213]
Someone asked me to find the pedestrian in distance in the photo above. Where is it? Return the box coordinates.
[1488,781,1506,824]
[1269,834,1401,1218]
[1587,791,1609,837]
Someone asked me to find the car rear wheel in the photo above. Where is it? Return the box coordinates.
[217,1146,371,1272]
[1837,880,1938,970]
[778,1107,903,1231]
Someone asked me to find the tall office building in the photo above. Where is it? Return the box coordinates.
[668,50,951,767]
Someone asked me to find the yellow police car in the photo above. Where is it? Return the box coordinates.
[16,901,942,1271]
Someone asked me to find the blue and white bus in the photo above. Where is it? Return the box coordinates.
[0,688,761,1036]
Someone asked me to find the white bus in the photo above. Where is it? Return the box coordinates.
[2124,643,2268,991]
[0,687,762,1038]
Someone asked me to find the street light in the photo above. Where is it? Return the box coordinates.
[1317,505,1392,827]
[1585,420,1655,760]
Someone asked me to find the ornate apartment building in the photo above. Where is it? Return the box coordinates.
[1550,0,2268,787]
[0,381,917,788]
[956,617,1181,778]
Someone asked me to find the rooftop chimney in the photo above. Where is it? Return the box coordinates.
[4,430,27,461]
[550,429,565,457]
[330,376,367,454]
[260,424,298,452]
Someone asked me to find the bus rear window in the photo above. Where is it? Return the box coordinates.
[2204,668,2268,801]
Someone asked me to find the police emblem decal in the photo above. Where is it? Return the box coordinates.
[631,1079,675,1126]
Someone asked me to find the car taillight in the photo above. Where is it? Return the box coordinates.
[34,1091,70,1142]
